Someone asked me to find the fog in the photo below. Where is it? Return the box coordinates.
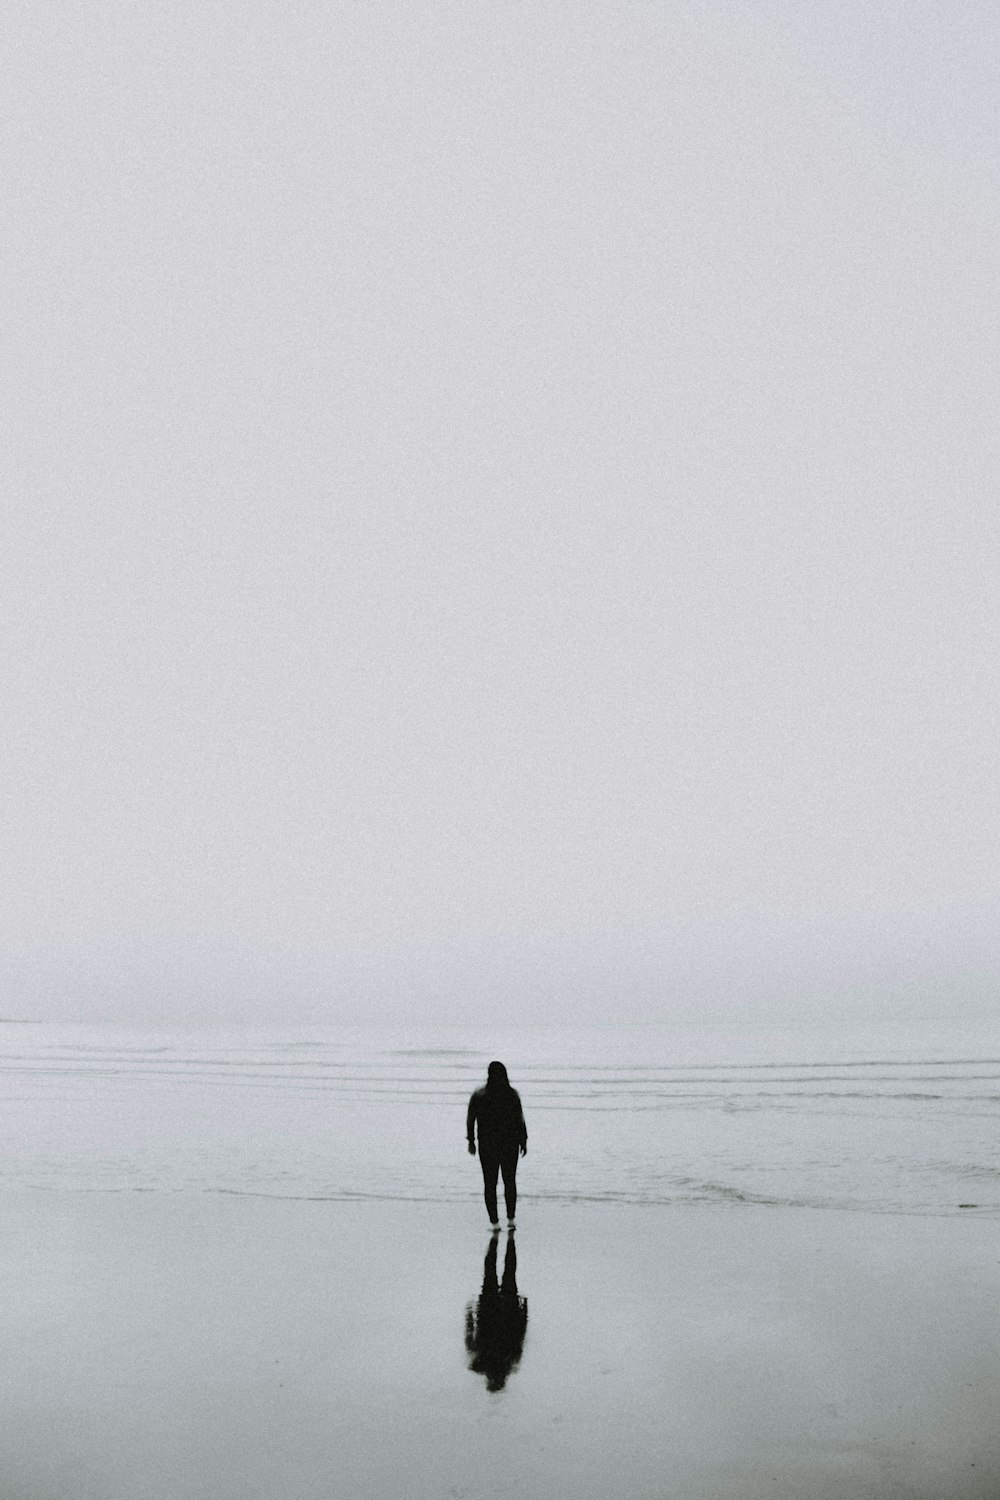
[2,3,997,1025]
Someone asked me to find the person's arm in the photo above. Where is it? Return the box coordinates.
[517,1093,527,1155]
[466,1093,477,1154]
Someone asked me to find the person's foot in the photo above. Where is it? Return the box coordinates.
[490,1221,500,1233]
[507,1219,516,1231]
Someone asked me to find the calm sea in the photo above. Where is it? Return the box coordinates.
[2,1021,998,1216]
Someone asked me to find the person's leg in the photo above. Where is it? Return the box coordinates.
[500,1233,518,1294]
[499,1146,519,1222]
[478,1146,500,1224]
[481,1236,500,1295]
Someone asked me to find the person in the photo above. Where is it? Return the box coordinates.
[464,1231,528,1392]
[466,1061,527,1230]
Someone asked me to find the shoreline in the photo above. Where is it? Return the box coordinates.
[2,1192,998,1498]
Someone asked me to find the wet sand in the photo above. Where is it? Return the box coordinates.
[1,1192,998,1498]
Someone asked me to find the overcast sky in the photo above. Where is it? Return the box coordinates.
[2,2,998,1025]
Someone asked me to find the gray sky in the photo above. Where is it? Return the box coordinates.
[2,2,998,1025]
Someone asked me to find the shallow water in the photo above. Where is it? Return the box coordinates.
[2,1020,999,1214]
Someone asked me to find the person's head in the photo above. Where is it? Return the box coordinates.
[486,1060,509,1089]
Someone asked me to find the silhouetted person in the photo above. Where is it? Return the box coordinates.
[467,1061,527,1229]
[465,1232,528,1392]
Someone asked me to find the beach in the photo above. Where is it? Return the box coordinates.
[3,1191,998,1499]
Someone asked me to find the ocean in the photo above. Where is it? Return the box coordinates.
[2,1020,999,1216]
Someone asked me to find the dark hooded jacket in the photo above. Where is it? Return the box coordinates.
[466,1062,527,1153]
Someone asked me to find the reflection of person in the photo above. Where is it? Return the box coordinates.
[465,1233,528,1392]
[466,1061,528,1230]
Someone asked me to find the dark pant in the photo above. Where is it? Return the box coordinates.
[478,1142,519,1223]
